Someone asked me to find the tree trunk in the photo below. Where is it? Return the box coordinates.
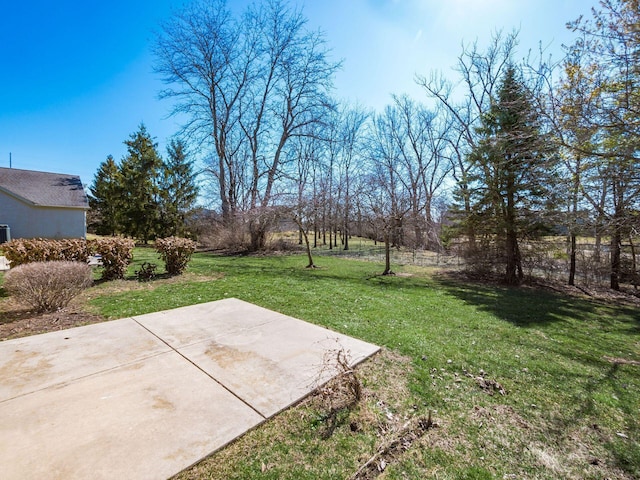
[381,232,394,275]
[568,233,577,286]
[505,229,520,285]
[610,181,624,291]
[343,215,349,250]
[218,156,231,226]
[301,227,316,268]
[504,175,520,286]
[568,156,580,287]
[460,183,476,251]
[249,220,267,252]
[594,231,602,264]
[322,222,326,246]
[630,235,638,290]
[610,226,621,290]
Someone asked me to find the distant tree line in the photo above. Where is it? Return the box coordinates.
[89,124,199,242]
[89,0,639,290]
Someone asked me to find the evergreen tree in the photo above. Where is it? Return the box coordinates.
[89,155,123,236]
[466,66,555,285]
[119,124,164,243]
[158,139,199,237]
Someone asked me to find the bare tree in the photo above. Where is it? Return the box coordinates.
[154,0,245,225]
[544,55,602,285]
[366,108,412,275]
[334,104,369,251]
[154,0,339,250]
[562,0,640,289]
[417,31,519,255]
[389,95,451,250]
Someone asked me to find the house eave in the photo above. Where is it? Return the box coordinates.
[0,185,89,210]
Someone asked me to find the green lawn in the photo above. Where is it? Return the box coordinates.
[83,250,640,479]
[2,247,636,478]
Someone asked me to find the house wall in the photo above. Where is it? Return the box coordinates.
[0,193,86,239]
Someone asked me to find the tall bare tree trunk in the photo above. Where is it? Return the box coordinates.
[569,233,577,286]
[382,232,393,275]
[611,228,621,290]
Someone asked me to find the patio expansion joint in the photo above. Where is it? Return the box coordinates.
[132,318,267,421]
[0,349,171,405]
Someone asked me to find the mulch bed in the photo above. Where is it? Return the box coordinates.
[0,303,105,341]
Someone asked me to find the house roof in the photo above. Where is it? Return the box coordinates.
[0,167,89,209]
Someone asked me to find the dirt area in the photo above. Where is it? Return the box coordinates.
[0,272,224,342]
[0,299,106,341]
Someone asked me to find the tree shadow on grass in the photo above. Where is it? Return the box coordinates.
[433,275,602,328]
[544,359,640,478]
[433,275,640,477]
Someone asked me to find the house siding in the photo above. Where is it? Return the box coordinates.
[0,192,86,239]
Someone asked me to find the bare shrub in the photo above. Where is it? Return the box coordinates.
[89,237,135,280]
[463,240,501,277]
[576,246,609,287]
[264,236,302,253]
[2,238,90,267]
[3,261,93,312]
[313,347,363,439]
[155,236,197,275]
[521,240,564,282]
[200,223,249,251]
[135,262,157,282]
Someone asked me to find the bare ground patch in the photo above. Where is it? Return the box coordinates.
[0,272,223,341]
[0,299,105,340]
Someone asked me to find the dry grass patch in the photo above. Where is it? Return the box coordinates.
[172,349,430,480]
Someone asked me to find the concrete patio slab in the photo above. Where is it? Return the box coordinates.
[1,352,264,480]
[132,298,282,349]
[0,318,170,401]
[0,298,380,479]
[174,311,373,417]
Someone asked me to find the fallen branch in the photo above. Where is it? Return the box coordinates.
[350,413,434,480]
[604,356,640,366]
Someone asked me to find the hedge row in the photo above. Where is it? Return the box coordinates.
[1,238,90,266]
[92,238,136,280]
[1,237,197,280]
[2,237,135,280]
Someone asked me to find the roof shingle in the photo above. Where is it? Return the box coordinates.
[0,167,89,209]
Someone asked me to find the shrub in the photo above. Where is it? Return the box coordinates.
[135,262,157,282]
[2,238,91,267]
[58,239,92,262]
[155,236,197,275]
[89,238,135,280]
[3,261,93,312]
[196,217,249,252]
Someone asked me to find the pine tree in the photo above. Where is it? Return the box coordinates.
[158,139,199,237]
[466,66,555,285]
[119,124,164,243]
[89,155,123,236]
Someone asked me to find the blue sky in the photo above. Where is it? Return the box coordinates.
[0,0,598,191]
